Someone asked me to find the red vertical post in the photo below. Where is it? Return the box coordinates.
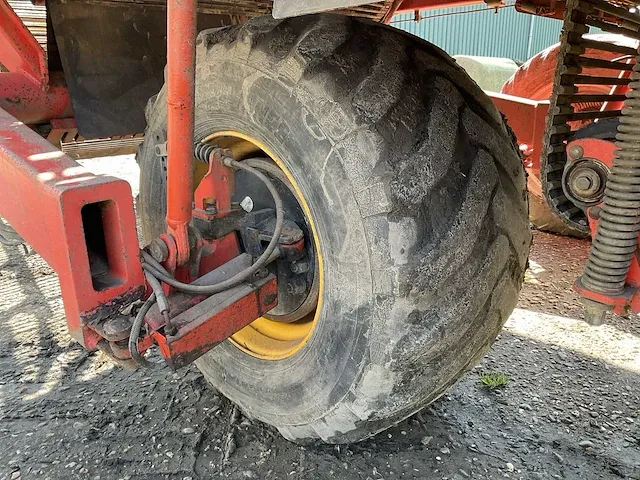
[166,0,197,265]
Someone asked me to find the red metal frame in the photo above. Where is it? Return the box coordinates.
[142,254,277,368]
[488,92,550,191]
[0,0,73,124]
[0,0,46,86]
[0,107,145,347]
[396,0,479,12]
[165,0,197,266]
[0,0,278,369]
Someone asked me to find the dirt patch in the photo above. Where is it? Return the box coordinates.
[0,156,638,479]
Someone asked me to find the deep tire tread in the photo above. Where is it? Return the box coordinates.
[138,14,531,444]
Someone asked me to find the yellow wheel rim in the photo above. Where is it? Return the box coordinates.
[200,131,323,360]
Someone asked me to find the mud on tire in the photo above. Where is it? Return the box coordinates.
[137,14,531,443]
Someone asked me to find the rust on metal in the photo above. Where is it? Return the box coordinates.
[153,274,277,369]
[0,0,73,124]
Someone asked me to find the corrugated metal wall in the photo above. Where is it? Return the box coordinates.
[391,3,564,63]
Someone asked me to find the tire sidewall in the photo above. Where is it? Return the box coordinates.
[138,16,530,441]
[143,59,379,426]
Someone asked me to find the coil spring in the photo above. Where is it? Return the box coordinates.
[581,56,640,295]
[193,142,218,163]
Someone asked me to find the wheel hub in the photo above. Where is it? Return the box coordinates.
[563,158,609,207]
[198,131,323,360]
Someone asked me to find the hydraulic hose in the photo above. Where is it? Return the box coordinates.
[128,293,157,368]
[132,157,285,365]
[145,272,169,314]
[141,158,284,295]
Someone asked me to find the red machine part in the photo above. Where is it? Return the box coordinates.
[165,0,197,266]
[501,35,636,189]
[0,102,277,369]
[0,0,46,86]
[488,92,549,199]
[0,0,282,370]
[193,148,234,217]
[566,137,640,313]
[0,107,145,347]
[0,0,73,124]
[1,0,557,369]
[142,253,277,369]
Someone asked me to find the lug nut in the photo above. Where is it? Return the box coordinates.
[286,277,307,295]
[290,261,309,274]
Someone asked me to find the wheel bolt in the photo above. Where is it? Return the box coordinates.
[575,176,592,191]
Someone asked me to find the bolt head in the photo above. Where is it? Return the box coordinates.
[575,176,593,191]
[568,145,584,160]
[149,238,169,262]
[290,261,309,274]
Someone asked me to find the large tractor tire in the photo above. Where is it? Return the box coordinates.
[502,33,638,238]
[137,15,530,443]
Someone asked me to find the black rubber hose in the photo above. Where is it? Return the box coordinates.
[141,250,170,276]
[128,293,157,368]
[140,159,284,295]
[145,272,169,314]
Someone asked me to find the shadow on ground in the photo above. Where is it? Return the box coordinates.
[0,231,638,479]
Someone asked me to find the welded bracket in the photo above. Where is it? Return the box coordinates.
[142,253,277,369]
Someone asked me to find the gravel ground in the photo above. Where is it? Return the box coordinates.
[0,155,639,480]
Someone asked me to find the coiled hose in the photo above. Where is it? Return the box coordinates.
[581,55,640,295]
[140,157,284,295]
[130,156,284,367]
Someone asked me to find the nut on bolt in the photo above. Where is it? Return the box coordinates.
[254,267,269,279]
[148,238,169,263]
[290,261,309,274]
[286,277,307,295]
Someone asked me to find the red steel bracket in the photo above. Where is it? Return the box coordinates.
[142,253,277,369]
[0,107,144,347]
[0,0,46,86]
[488,92,550,170]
